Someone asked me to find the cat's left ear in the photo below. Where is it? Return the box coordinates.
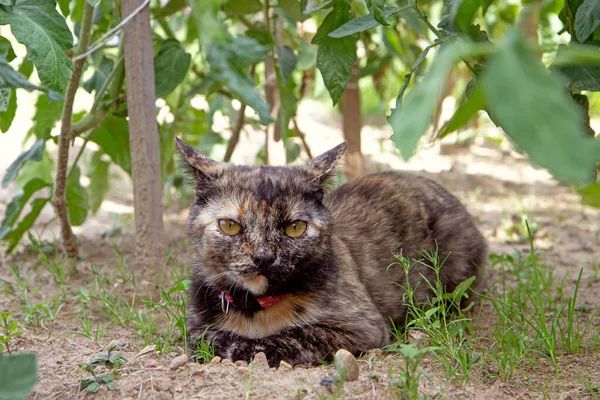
[174,136,221,181]
[306,142,347,182]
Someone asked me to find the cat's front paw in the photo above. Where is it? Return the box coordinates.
[213,333,288,368]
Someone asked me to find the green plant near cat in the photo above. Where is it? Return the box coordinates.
[150,279,191,353]
[79,347,127,393]
[483,220,600,377]
[388,246,480,386]
[0,311,23,354]
[385,342,440,400]
[192,326,216,364]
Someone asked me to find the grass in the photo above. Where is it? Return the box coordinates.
[1,218,599,398]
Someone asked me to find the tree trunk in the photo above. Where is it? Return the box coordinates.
[341,63,363,180]
[122,0,165,268]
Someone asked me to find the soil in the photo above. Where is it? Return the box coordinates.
[1,100,599,399]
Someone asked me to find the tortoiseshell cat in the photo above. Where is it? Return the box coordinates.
[176,137,487,367]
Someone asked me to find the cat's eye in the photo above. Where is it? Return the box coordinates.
[285,221,307,238]
[218,219,242,235]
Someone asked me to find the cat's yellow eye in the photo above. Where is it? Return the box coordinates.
[285,221,307,238]
[218,219,242,235]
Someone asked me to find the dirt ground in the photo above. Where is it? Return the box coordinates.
[1,100,600,399]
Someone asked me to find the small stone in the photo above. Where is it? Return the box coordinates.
[221,358,234,366]
[210,356,222,365]
[234,360,248,367]
[152,377,172,392]
[407,330,428,342]
[144,359,159,368]
[334,349,359,381]
[107,339,131,351]
[320,375,341,394]
[169,354,189,370]
[279,360,293,371]
[237,366,250,377]
[486,364,500,375]
[559,392,575,400]
[123,397,136,400]
[251,352,270,371]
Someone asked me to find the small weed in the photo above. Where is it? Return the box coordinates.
[70,313,109,346]
[385,342,439,400]
[192,326,216,363]
[0,311,23,354]
[79,347,127,393]
[151,279,190,353]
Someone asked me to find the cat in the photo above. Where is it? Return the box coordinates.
[175,137,487,368]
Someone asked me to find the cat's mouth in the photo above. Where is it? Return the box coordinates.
[233,270,269,295]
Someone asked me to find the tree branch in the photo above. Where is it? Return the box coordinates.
[52,2,95,258]
[224,103,246,163]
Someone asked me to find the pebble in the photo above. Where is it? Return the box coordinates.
[169,354,189,370]
[334,349,359,381]
[210,356,222,365]
[486,364,500,375]
[279,360,293,371]
[407,330,429,342]
[234,360,248,367]
[144,359,159,368]
[221,358,234,366]
[107,339,131,351]
[251,352,270,372]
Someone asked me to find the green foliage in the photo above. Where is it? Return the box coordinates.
[0,311,23,353]
[1,0,600,252]
[312,1,357,105]
[0,352,37,400]
[0,0,73,93]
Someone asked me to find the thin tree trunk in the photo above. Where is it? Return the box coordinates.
[341,63,363,180]
[122,0,165,268]
[52,3,94,258]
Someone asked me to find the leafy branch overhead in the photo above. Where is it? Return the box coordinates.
[1,0,600,254]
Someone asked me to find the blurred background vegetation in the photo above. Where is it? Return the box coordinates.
[0,0,599,255]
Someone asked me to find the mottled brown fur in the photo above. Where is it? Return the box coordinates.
[175,137,487,367]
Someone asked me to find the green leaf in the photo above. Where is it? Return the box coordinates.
[206,36,271,124]
[2,197,49,252]
[556,62,600,91]
[329,6,404,38]
[28,95,62,140]
[83,55,114,94]
[14,149,54,189]
[152,0,186,18]
[0,36,16,61]
[0,81,9,112]
[0,0,74,92]
[87,0,100,5]
[305,0,336,14]
[577,182,600,208]
[0,56,63,101]
[278,45,297,83]
[0,0,15,5]
[57,0,70,17]
[575,0,600,42]
[66,166,89,226]
[2,138,45,188]
[88,152,109,214]
[296,39,317,71]
[388,41,467,160]
[0,178,50,238]
[0,353,37,399]
[452,0,483,33]
[154,39,192,98]
[278,0,308,22]
[366,0,388,26]
[285,141,301,163]
[278,76,297,138]
[0,81,16,132]
[312,1,357,105]
[90,115,131,174]
[482,30,599,183]
[440,82,485,138]
[222,0,262,15]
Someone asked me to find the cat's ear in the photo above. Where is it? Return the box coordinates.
[307,142,347,182]
[174,136,221,181]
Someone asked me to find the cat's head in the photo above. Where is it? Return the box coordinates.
[175,137,346,296]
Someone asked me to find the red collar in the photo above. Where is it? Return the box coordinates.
[219,291,290,314]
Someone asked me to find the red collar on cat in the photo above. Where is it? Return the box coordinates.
[219,291,289,313]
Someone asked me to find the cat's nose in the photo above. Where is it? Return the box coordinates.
[252,252,276,269]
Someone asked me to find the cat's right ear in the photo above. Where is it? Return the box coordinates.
[174,137,221,182]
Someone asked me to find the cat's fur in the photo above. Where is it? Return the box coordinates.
[176,137,487,367]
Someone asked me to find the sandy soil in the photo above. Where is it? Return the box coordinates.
[1,99,599,399]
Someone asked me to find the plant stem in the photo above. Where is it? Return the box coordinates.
[224,104,246,162]
[52,2,95,259]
